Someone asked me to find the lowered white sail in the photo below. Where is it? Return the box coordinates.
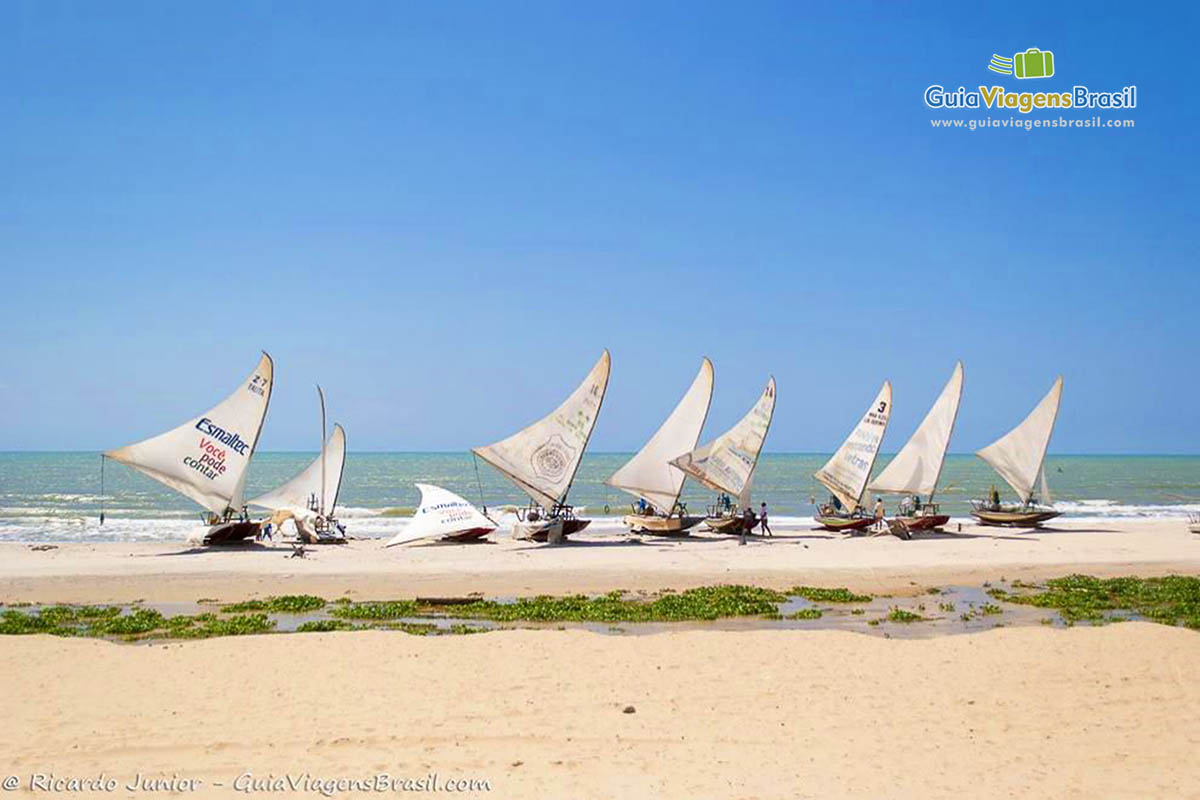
[473,351,611,509]
[106,353,274,515]
[249,424,346,517]
[384,484,497,547]
[977,376,1063,503]
[606,358,713,512]
[670,377,776,500]
[868,362,963,499]
[815,381,892,513]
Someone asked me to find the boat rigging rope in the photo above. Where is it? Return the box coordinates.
[471,452,486,513]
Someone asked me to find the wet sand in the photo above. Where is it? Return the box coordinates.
[0,518,1196,604]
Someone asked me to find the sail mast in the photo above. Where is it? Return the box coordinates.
[814,381,892,513]
[670,376,776,501]
[318,385,327,517]
[976,376,1063,504]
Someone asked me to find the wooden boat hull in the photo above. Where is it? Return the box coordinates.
[624,514,702,534]
[513,517,591,543]
[200,520,261,545]
[813,514,874,532]
[705,513,757,534]
[892,514,951,532]
[442,527,494,542]
[1190,523,1200,535]
[970,509,1061,527]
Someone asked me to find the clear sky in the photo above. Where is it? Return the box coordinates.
[2,1,1196,453]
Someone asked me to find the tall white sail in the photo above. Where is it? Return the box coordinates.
[868,362,963,499]
[384,484,497,547]
[606,358,713,512]
[106,353,274,515]
[976,376,1063,503]
[473,351,611,509]
[670,376,776,500]
[815,381,892,513]
[249,424,346,516]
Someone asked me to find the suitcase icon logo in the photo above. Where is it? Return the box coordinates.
[988,48,1055,79]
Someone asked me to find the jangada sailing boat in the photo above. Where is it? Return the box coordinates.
[104,352,273,545]
[248,386,347,544]
[813,381,892,532]
[971,376,1063,527]
[607,358,713,534]
[383,484,497,547]
[472,351,611,543]
[670,377,776,534]
[867,362,963,537]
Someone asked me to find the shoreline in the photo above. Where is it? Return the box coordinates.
[1,518,1197,604]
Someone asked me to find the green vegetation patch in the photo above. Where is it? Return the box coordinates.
[886,607,926,623]
[989,574,1200,627]
[222,595,326,614]
[330,600,420,620]
[296,619,360,633]
[789,586,872,604]
[170,613,276,639]
[787,608,823,620]
[425,585,787,623]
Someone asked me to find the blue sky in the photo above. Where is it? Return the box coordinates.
[1,1,1196,453]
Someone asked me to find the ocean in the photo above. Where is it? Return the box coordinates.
[2,452,1198,542]
[2,450,1200,544]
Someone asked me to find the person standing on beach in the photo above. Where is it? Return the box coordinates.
[873,497,885,531]
[759,502,772,537]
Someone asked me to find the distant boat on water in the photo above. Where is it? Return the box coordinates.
[608,358,713,535]
[249,385,347,544]
[867,362,963,537]
[472,351,611,543]
[104,352,274,545]
[813,381,892,532]
[670,376,776,535]
[971,377,1063,527]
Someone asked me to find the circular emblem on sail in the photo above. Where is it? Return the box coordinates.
[531,435,575,484]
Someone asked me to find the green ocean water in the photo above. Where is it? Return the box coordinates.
[1,452,1198,542]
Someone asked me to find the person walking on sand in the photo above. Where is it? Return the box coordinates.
[759,502,772,537]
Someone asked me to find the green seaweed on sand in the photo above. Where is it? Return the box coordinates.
[788,587,872,604]
[330,600,420,620]
[787,608,823,620]
[438,585,787,623]
[988,574,1200,628]
[170,613,276,639]
[296,619,360,633]
[886,608,925,623]
[222,595,326,614]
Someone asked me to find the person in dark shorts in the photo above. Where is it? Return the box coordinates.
[759,502,772,536]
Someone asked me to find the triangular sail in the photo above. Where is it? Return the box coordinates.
[868,362,963,499]
[472,351,611,509]
[815,381,892,513]
[976,377,1063,504]
[106,353,274,515]
[606,358,713,512]
[384,484,497,547]
[670,377,776,500]
[249,424,346,517]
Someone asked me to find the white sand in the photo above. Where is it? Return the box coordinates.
[2,624,1198,799]
[0,518,1196,604]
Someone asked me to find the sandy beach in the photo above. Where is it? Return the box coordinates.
[0,518,1196,604]
[1,624,1197,799]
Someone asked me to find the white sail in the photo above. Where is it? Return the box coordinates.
[106,353,274,515]
[606,358,713,512]
[977,376,1063,503]
[670,377,776,500]
[815,381,892,513]
[249,424,346,517]
[384,484,497,547]
[473,351,611,509]
[868,362,963,499]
